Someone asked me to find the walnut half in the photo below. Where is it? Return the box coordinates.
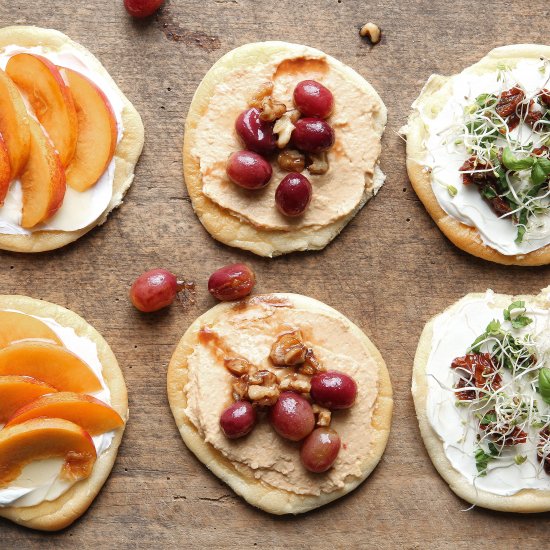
[279,373,311,394]
[298,348,326,375]
[270,330,308,366]
[273,109,300,148]
[278,149,305,173]
[247,370,280,406]
[306,151,329,175]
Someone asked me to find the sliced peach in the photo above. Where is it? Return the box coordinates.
[0,341,102,393]
[19,117,66,228]
[0,68,30,179]
[6,392,123,435]
[6,53,78,166]
[0,310,62,349]
[0,376,57,423]
[0,133,10,204]
[0,418,96,487]
[62,68,117,192]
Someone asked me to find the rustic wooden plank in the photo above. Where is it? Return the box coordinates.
[1,0,549,547]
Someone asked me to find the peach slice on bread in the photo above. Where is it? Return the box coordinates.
[0,418,96,487]
[0,310,62,349]
[19,117,66,228]
[6,53,78,166]
[62,68,117,192]
[0,341,102,393]
[0,134,10,205]
[0,375,57,423]
[0,68,30,180]
[5,392,123,435]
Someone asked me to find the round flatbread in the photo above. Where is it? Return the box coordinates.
[405,44,550,266]
[183,41,386,257]
[0,295,128,530]
[412,289,550,512]
[0,26,144,253]
[167,293,392,514]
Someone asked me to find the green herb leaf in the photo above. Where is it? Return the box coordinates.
[538,368,550,404]
[479,412,497,425]
[531,162,548,186]
[447,185,458,198]
[475,443,500,475]
[502,147,535,171]
[514,455,527,465]
[503,301,533,329]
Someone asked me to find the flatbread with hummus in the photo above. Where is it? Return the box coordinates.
[0,295,128,530]
[167,293,393,514]
[183,41,387,257]
[0,26,144,253]
[413,288,550,512]
[405,45,550,266]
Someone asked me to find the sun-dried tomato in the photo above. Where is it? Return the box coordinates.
[451,353,502,401]
[533,145,549,157]
[538,428,550,475]
[496,86,525,118]
[479,414,527,446]
[526,99,544,128]
[490,195,512,217]
[459,156,497,186]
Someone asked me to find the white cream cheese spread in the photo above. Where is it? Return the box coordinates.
[417,59,550,255]
[0,310,115,508]
[425,291,550,496]
[0,45,124,235]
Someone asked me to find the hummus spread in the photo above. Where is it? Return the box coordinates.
[192,47,384,231]
[183,296,380,496]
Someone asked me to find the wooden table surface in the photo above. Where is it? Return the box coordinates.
[1,0,550,548]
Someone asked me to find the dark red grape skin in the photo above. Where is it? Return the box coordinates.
[275,173,312,217]
[220,401,256,439]
[235,108,277,155]
[293,80,334,119]
[208,263,256,301]
[123,0,164,18]
[300,428,341,473]
[292,118,335,153]
[270,392,315,441]
[130,269,182,312]
[310,371,357,410]
[226,150,272,189]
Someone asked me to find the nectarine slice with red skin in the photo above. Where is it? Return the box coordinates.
[0,418,96,487]
[0,310,62,349]
[0,68,30,179]
[62,68,117,192]
[0,375,57,423]
[0,341,102,393]
[0,133,10,205]
[20,117,66,228]
[6,392,123,435]
[6,53,78,166]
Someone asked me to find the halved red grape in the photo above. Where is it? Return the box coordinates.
[270,391,315,441]
[292,118,335,153]
[310,371,357,410]
[275,173,312,217]
[293,80,334,119]
[124,0,164,18]
[130,269,184,312]
[300,428,341,473]
[235,108,277,155]
[208,263,256,301]
[220,401,256,439]
[226,150,272,189]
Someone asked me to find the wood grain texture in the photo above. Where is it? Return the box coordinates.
[0,0,549,548]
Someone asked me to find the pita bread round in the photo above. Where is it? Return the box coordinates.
[0,26,144,253]
[0,295,128,530]
[183,41,386,257]
[412,289,550,512]
[167,293,392,514]
[405,44,550,266]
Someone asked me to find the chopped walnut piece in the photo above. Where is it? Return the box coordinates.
[312,404,332,427]
[225,357,254,376]
[274,109,300,148]
[298,348,326,375]
[360,22,381,44]
[248,369,277,387]
[278,149,306,172]
[270,330,308,366]
[248,82,274,109]
[247,384,280,406]
[260,97,287,122]
[279,373,311,394]
[306,151,329,175]
[232,375,249,401]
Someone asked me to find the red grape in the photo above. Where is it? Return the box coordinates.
[130,269,183,312]
[270,392,315,441]
[208,263,256,301]
[235,108,277,155]
[226,150,272,189]
[300,428,341,473]
[293,80,334,119]
[292,118,335,153]
[124,0,164,18]
[275,173,312,217]
[310,371,357,410]
[220,401,256,439]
